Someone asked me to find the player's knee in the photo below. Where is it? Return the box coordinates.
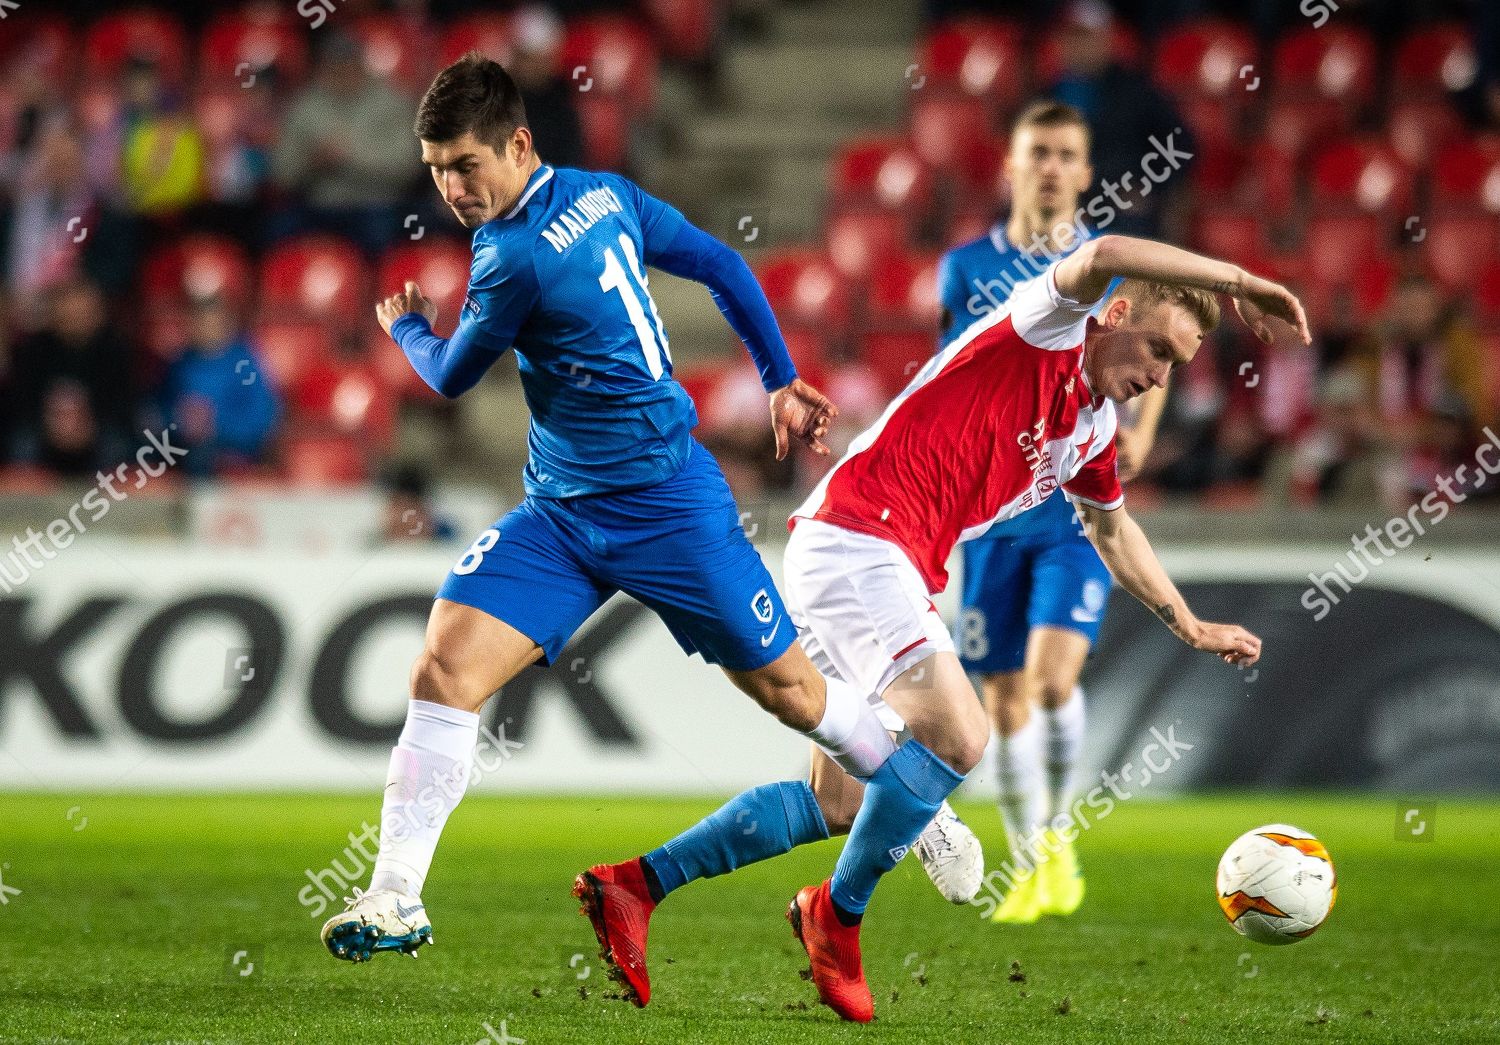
[762,678,822,732]
[409,648,487,713]
[1036,678,1075,710]
[931,704,990,775]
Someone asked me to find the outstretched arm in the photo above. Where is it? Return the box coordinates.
[649,221,837,458]
[1054,235,1311,345]
[1077,501,1261,665]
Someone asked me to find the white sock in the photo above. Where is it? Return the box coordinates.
[995,713,1046,866]
[370,699,480,896]
[1042,687,1086,827]
[804,674,897,779]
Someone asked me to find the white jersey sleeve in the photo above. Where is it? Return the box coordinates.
[1006,260,1108,351]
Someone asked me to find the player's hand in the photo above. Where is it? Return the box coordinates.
[1186,620,1262,666]
[769,377,839,460]
[1232,273,1311,346]
[375,280,438,337]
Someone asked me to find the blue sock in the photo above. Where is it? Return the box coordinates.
[829,739,964,916]
[642,781,830,898]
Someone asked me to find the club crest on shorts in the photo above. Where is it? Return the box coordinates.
[751,588,775,624]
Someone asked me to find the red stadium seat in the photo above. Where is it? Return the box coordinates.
[142,235,255,308]
[199,9,308,86]
[1386,98,1463,170]
[252,321,334,394]
[259,236,369,326]
[908,93,992,174]
[1177,96,1243,151]
[560,16,658,110]
[0,14,74,87]
[1393,23,1478,99]
[867,253,942,328]
[1036,21,1142,85]
[1190,209,1272,265]
[1308,138,1415,216]
[1474,261,1500,327]
[439,14,514,66]
[830,137,936,216]
[642,0,718,62]
[375,240,473,338]
[1423,214,1500,292]
[1239,140,1300,221]
[282,434,369,486]
[914,19,1026,108]
[1302,214,1386,287]
[755,249,853,332]
[1152,18,1257,99]
[1270,25,1376,105]
[945,203,995,249]
[825,208,908,283]
[370,328,442,402]
[1258,97,1350,164]
[671,364,724,412]
[575,93,630,170]
[83,9,190,85]
[350,14,431,88]
[860,329,935,396]
[291,359,397,447]
[1432,136,1500,212]
[781,328,832,388]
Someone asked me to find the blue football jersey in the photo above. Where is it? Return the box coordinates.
[457,164,700,499]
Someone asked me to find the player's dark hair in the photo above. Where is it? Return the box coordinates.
[1010,99,1092,148]
[415,53,529,150]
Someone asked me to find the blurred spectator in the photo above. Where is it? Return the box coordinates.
[156,294,280,478]
[376,464,458,543]
[271,33,417,255]
[6,278,137,476]
[117,57,206,217]
[508,5,586,170]
[3,127,102,325]
[1043,0,1190,238]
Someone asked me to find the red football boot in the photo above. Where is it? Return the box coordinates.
[573,859,657,1007]
[786,880,874,1023]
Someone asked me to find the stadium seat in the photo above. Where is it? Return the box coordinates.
[642,0,718,62]
[1269,25,1376,106]
[560,16,658,111]
[369,328,442,402]
[831,137,936,216]
[259,236,369,327]
[1238,139,1300,221]
[866,253,942,328]
[860,329,936,395]
[1393,23,1477,99]
[908,93,992,174]
[1386,98,1463,170]
[439,14,514,66]
[199,8,308,86]
[253,321,335,394]
[825,207,908,283]
[1431,136,1500,212]
[1474,261,1500,328]
[83,9,190,84]
[0,14,74,87]
[1177,95,1243,152]
[291,359,397,447]
[350,14,431,89]
[282,433,369,486]
[755,249,853,332]
[1152,18,1258,99]
[375,240,473,338]
[944,203,996,249]
[1302,213,1387,288]
[671,364,724,412]
[1423,214,1500,292]
[142,235,255,308]
[914,19,1026,108]
[1189,209,1272,265]
[781,328,833,388]
[1258,96,1352,163]
[1308,138,1415,216]
[575,93,631,170]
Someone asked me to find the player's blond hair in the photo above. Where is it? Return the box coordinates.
[1107,279,1221,333]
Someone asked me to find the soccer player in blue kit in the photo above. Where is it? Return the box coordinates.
[938,101,1167,923]
[319,55,904,968]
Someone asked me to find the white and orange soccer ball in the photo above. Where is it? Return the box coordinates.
[1216,824,1337,945]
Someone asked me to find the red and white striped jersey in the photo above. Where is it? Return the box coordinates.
[791,263,1123,593]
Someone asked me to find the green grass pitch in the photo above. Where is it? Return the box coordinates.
[1,792,1496,1043]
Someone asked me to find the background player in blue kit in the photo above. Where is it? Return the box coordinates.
[939,101,1168,924]
[318,55,904,979]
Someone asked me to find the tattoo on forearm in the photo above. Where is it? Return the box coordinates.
[1155,604,1177,626]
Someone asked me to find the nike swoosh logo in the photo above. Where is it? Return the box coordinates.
[394,900,425,919]
[760,618,782,647]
